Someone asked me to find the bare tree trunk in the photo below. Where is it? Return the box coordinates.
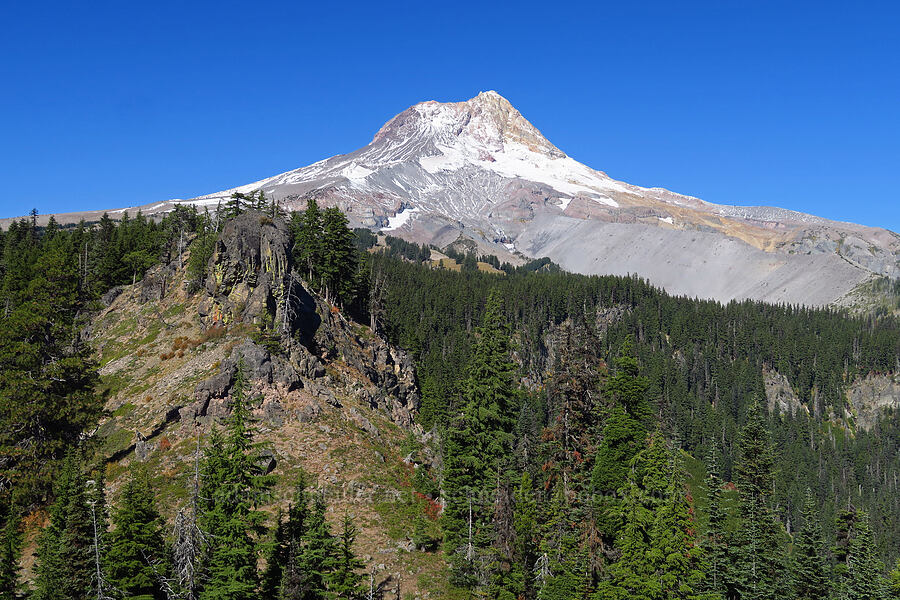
[172,433,206,600]
[90,504,114,600]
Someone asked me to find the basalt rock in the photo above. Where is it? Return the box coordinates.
[192,211,419,428]
[204,211,293,326]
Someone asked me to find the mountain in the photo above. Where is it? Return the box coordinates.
[11,91,900,307]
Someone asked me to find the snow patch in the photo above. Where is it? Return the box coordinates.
[418,140,621,207]
[382,206,421,231]
[658,216,674,224]
[342,163,374,183]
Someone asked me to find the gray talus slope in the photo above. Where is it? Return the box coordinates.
[517,215,870,306]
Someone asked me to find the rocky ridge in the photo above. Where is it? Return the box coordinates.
[91,212,442,595]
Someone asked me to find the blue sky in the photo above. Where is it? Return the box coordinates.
[1,1,898,232]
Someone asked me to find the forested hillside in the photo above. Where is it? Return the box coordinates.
[1,201,900,599]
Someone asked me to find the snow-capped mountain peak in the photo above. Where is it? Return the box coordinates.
[119,91,899,308]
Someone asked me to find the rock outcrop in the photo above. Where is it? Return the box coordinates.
[201,212,293,326]
[189,211,419,429]
[763,368,805,416]
[847,373,900,430]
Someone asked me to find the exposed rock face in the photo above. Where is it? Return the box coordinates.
[763,368,805,416]
[847,373,900,430]
[203,211,292,326]
[189,212,419,429]
[759,368,900,430]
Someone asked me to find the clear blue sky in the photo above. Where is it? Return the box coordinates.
[2,1,899,232]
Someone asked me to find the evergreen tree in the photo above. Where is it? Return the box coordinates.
[266,474,313,599]
[290,495,336,600]
[0,232,100,502]
[0,495,22,600]
[702,445,728,599]
[594,432,707,600]
[441,289,517,587]
[845,512,887,600]
[33,452,94,600]
[592,404,644,537]
[889,558,900,599]
[260,509,288,600]
[606,335,652,423]
[728,403,787,600]
[107,468,166,600]
[790,489,830,600]
[537,481,586,600]
[199,359,274,600]
[319,208,358,307]
[226,193,249,218]
[293,199,323,285]
[506,472,537,600]
[327,514,363,599]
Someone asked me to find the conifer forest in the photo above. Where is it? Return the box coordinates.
[1,198,900,600]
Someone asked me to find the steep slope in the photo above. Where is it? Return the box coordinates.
[10,91,899,306]
[90,213,449,597]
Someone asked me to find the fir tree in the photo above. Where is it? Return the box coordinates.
[260,509,288,600]
[538,481,586,600]
[441,289,516,587]
[594,432,706,600]
[225,193,248,218]
[107,468,166,600]
[327,514,364,600]
[845,512,887,600]
[0,232,100,502]
[275,475,314,599]
[199,359,274,600]
[291,495,336,599]
[0,496,22,600]
[292,199,323,285]
[33,452,94,600]
[702,445,728,599]
[320,207,358,307]
[790,489,830,600]
[888,558,900,599]
[507,472,538,600]
[728,403,787,600]
[606,335,651,423]
[592,404,644,537]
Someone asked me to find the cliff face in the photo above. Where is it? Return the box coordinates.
[759,366,900,431]
[201,212,293,327]
[193,211,419,429]
[846,373,900,430]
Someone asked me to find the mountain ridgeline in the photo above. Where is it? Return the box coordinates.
[0,200,899,599]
